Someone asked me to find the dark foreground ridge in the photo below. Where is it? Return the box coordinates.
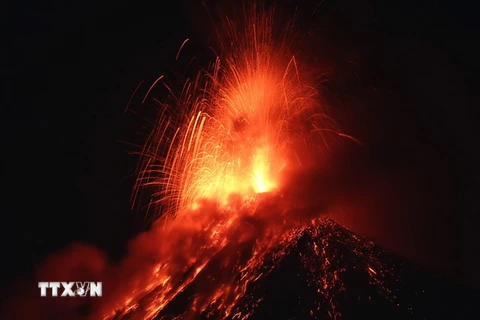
[115,219,478,320]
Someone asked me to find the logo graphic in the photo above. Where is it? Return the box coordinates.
[38,282,102,297]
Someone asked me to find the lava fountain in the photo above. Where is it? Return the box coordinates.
[101,3,354,320]
[133,3,341,217]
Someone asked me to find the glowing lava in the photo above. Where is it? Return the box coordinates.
[132,3,338,217]
[101,3,346,320]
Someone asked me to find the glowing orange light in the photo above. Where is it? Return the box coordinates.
[101,3,351,320]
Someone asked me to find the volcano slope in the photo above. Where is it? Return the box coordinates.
[111,218,478,320]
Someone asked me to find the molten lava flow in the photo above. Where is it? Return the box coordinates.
[101,4,347,320]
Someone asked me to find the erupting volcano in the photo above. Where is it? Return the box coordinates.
[95,3,383,320]
[4,0,480,318]
[6,2,477,320]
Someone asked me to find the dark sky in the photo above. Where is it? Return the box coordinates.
[2,0,195,283]
[2,0,480,298]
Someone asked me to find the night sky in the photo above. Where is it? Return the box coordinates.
[2,0,480,311]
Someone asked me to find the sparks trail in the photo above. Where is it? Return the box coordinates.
[133,3,343,218]
[102,3,359,320]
